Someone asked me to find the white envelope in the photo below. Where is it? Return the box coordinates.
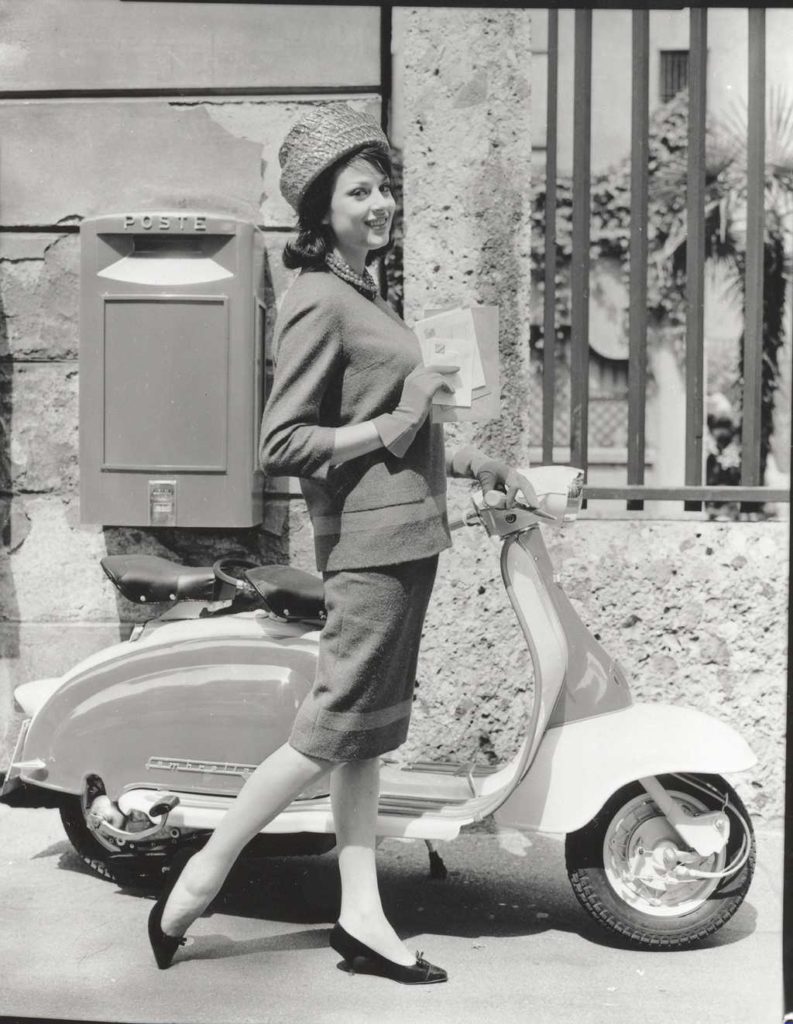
[422,305,501,424]
[414,308,483,408]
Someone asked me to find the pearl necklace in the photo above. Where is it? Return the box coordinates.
[325,250,378,300]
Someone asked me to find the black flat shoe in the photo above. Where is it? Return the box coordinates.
[329,922,448,985]
[147,848,193,969]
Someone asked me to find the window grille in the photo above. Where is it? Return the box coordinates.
[660,49,689,104]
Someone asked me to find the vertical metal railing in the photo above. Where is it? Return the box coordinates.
[539,7,788,508]
[570,9,592,477]
[742,7,766,489]
[683,7,708,511]
[627,9,650,511]
[542,9,559,466]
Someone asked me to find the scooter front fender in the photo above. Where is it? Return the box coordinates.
[493,702,756,835]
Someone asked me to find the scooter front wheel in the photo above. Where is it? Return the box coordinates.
[565,773,755,950]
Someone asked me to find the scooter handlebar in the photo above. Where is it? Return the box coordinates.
[447,468,585,532]
[484,489,558,521]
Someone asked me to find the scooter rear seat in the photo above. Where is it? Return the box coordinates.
[245,565,326,623]
[101,555,216,603]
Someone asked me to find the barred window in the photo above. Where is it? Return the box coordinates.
[660,49,689,104]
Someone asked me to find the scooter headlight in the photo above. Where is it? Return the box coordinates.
[563,473,585,522]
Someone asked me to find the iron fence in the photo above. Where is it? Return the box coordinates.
[540,7,790,510]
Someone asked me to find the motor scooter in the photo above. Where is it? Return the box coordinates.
[2,465,756,949]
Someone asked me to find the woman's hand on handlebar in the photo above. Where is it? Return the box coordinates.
[475,460,539,508]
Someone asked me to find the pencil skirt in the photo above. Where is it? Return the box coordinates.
[288,555,439,762]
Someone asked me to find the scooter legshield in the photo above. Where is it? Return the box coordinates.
[13,615,321,801]
[493,702,756,835]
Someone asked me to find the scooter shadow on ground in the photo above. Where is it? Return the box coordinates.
[44,829,758,958]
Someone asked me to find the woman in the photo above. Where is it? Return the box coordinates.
[147,105,536,984]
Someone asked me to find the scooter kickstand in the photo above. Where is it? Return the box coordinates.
[425,840,448,880]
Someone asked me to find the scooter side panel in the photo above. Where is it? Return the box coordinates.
[19,633,319,800]
[493,702,757,834]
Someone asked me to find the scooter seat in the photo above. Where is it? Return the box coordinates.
[244,564,326,623]
[101,555,217,603]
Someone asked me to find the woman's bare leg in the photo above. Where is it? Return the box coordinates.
[331,758,414,966]
[160,742,329,936]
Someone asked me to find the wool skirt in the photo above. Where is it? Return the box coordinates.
[288,555,439,762]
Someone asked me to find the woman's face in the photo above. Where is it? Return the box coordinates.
[323,156,395,269]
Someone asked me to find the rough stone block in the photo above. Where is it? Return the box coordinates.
[0,97,380,229]
[0,2,381,92]
[0,362,78,493]
[0,497,115,623]
[0,234,79,359]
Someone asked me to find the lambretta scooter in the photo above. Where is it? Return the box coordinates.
[2,466,756,949]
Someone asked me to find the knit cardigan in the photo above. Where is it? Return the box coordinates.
[259,267,452,571]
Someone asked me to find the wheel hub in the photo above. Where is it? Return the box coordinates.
[626,822,689,891]
[605,790,725,916]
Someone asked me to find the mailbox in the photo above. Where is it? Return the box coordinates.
[79,212,266,527]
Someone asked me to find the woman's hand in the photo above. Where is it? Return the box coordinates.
[447,445,539,506]
[472,458,539,508]
[374,362,459,458]
[399,363,459,419]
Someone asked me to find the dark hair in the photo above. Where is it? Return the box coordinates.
[283,144,394,270]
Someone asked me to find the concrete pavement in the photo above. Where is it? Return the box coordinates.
[0,803,783,1024]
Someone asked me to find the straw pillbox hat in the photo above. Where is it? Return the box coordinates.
[279,105,390,212]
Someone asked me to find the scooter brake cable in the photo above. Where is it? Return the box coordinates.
[668,773,753,880]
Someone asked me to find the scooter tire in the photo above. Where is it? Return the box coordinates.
[564,772,755,950]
